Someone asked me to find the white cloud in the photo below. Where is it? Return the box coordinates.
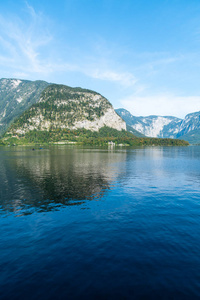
[89,69,137,87]
[0,4,138,89]
[120,94,200,118]
[0,3,53,76]
[1,2,197,122]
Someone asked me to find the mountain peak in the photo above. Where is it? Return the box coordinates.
[117,108,200,144]
[6,83,126,136]
[0,78,50,135]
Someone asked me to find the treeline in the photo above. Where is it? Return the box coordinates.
[2,126,189,146]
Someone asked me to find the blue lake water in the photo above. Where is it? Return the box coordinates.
[0,145,200,299]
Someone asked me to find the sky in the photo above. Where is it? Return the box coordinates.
[0,0,200,118]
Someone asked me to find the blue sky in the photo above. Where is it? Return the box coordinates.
[0,0,200,118]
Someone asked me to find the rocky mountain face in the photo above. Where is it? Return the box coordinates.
[0,78,49,135]
[7,84,126,135]
[1,78,196,144]
[116,108,200,144]
[125,124,146,137]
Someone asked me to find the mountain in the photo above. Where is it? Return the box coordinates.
[6,84,126,136]
[0,79,189,146]
[126,124,146,137]
[176,111,200,139]
[116,108,200,144]
[179,129,200,145]
[2,82,188,147]
[0,78,49,135]
[116,108,182,138]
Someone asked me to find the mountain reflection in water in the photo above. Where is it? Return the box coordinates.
[1,146,200,299]
[0,146,127,215]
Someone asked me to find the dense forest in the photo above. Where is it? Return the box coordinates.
[1,126,189,147]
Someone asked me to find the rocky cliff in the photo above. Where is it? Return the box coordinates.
[0,78,49,135]
[7,84,126,136]
[116,108,200,144]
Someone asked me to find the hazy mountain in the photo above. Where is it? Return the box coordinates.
[0,78,49,135]
[116,108,200,144]
[126,124,146,137]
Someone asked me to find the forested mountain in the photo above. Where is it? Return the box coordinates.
[0,79,189,146]
[6,84,126,136]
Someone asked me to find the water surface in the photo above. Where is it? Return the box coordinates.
[0,145,200,299]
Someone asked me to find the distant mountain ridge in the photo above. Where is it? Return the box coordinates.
[0,78,49,135]
[116,108,200,144]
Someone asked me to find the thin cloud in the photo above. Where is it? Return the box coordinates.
[0,3,53,75]
[0,4,138,88]
[134,54,184,77]
[120,94,200,118]
[90,69,137,87]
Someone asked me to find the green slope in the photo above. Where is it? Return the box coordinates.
[126,124,146,137]
[178,129,200,145]
[2,125,189,147]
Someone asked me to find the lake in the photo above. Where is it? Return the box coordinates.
[0,145,200,299]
